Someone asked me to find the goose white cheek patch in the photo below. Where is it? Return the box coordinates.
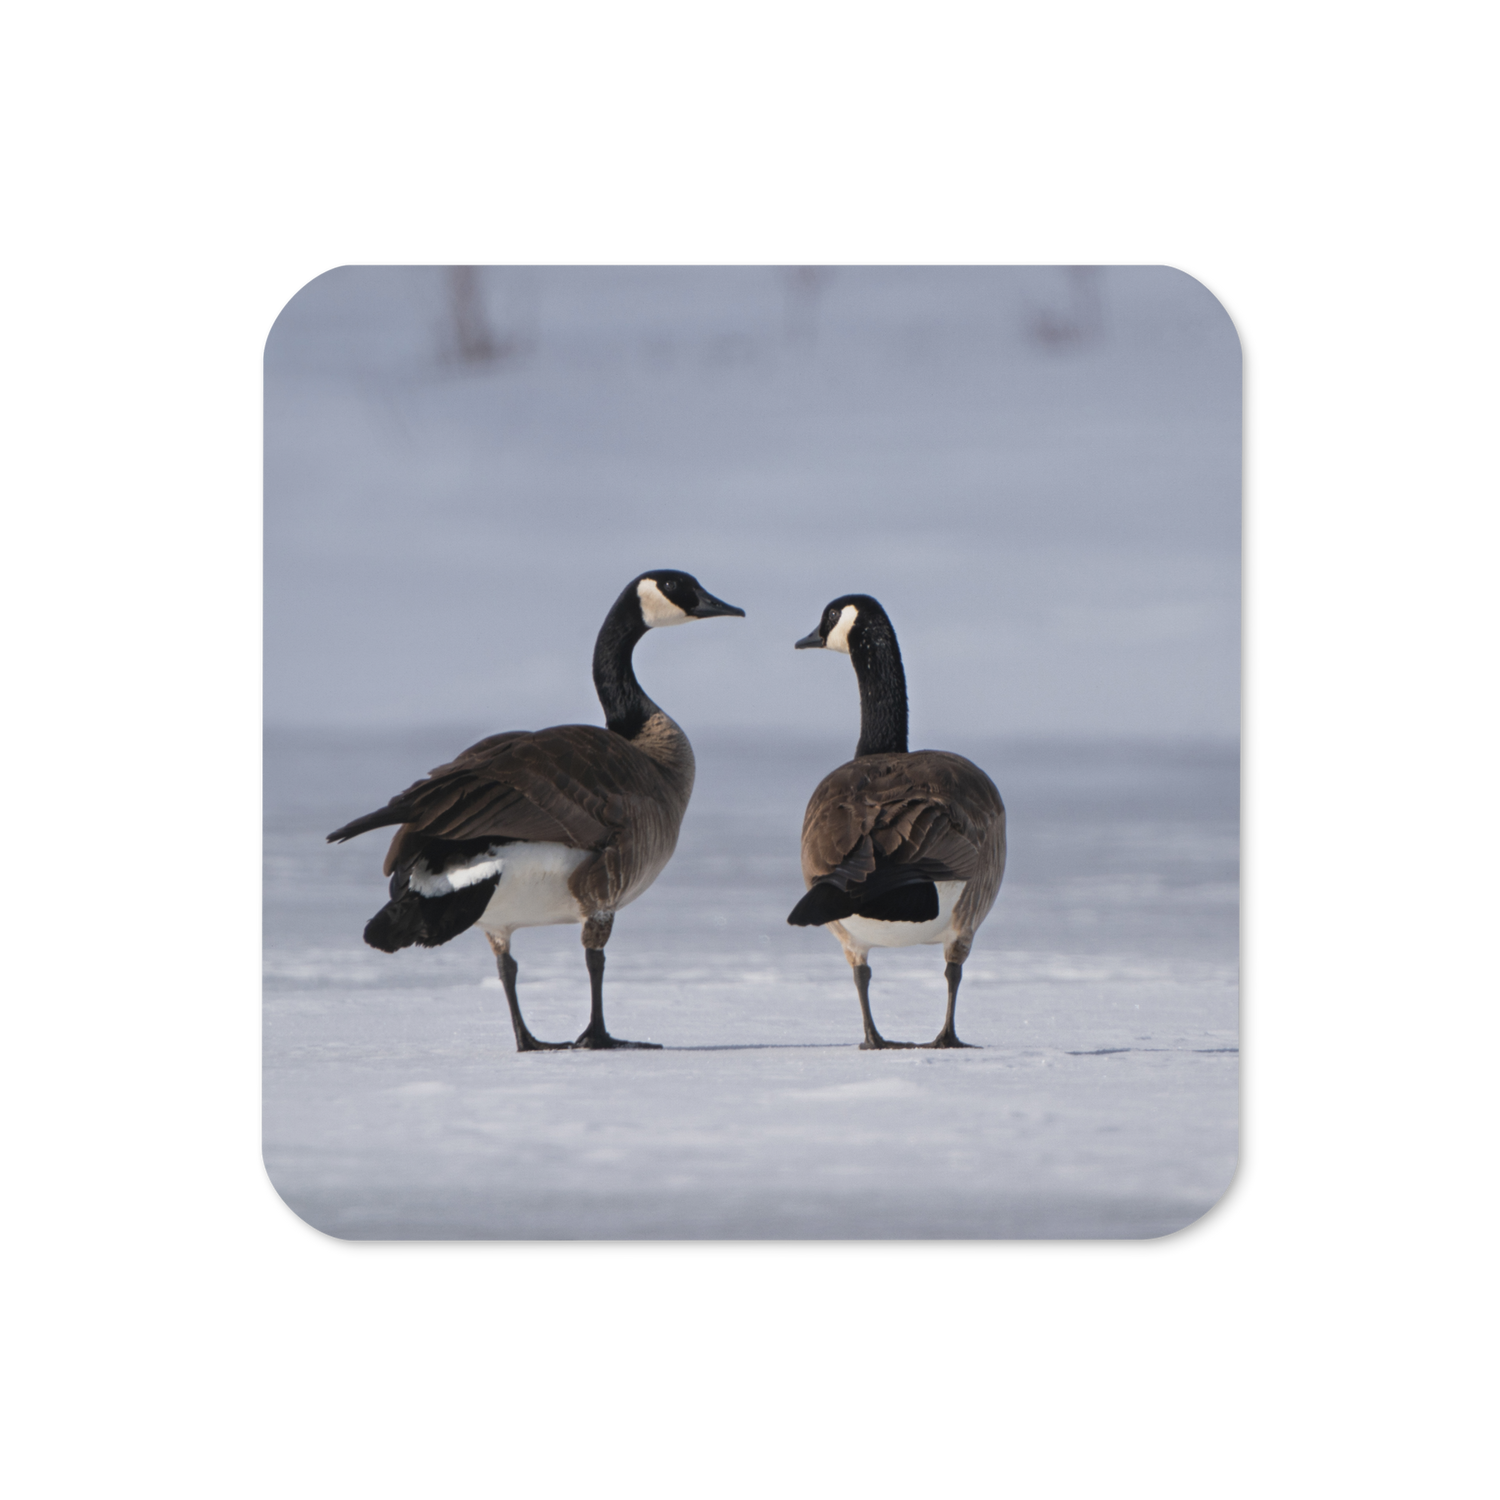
[824,604,858,653]
[637,578,692,627]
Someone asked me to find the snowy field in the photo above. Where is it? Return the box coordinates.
[264,727,1238,1239]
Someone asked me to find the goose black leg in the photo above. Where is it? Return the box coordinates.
[573,920,660,1050]
[923,961,979,1049]
[853,962,915,1050]
[488,936,571,1052]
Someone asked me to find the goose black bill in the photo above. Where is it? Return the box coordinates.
[691,592,746,619]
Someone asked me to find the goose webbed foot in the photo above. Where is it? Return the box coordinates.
[572,1026,662,1051]
[514,1030,574,1053]
[859,1036,917,1050]
[920,1029,978,1049]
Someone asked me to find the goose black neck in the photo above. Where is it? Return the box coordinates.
[593,590,659,739]
[850,623,909,757]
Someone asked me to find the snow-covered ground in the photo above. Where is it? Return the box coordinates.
[264,728,1238,1238]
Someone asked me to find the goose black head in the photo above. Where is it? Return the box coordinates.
[795,594,891,655]
[635,570,746,629]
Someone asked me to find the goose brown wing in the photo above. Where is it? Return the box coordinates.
[800,751,1002,890]
[326,725,669,877]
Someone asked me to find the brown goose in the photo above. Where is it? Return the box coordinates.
[327,570,744,1051]
[788,595,1006,1049]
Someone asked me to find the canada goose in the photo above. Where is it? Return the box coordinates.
[327,571,744,1051]
[788,595,1006,1049]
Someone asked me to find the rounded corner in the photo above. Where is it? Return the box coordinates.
[262,1158,349,1242]
[1153,265,1243,362]
[265,265,346,352]
[1146,1158,1242,1242]
[263,265,354,365]
[1148,1153,1242,1241]
[262,1152,357,1241]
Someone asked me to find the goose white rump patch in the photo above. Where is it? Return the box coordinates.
[840,880,967,949]
[477,842,592,933]
[637,578,691,628]
[410,841,591,932]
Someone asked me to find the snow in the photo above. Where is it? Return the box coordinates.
[264,729,1238,1238]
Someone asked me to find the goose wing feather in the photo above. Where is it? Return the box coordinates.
[326,726,681,878]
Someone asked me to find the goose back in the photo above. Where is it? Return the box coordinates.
[800,749,1006,939]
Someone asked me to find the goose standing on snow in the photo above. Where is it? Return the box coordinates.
[788,595,1006,1049]
[327,571,744,1051]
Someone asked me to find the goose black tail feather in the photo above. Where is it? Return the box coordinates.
[788,868,941,927]
[364,875,499,952]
